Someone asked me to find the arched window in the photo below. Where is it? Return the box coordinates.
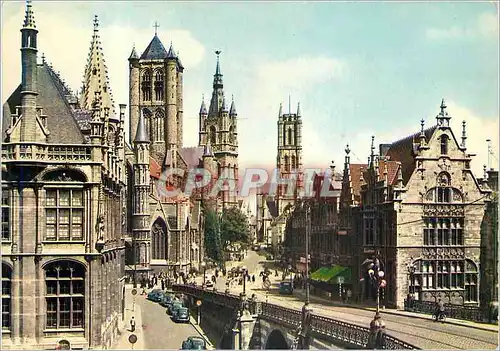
[154,69,164,101]
[2,187,9,240]
[2,263,12,331]
[291,155,296,170]
[151,218,167,260]
[210,126,217,145]
[154,110,164,142]
[141,70,152,101]
[441,135,449,155]
[284,155,290,172]
[229,126,234,143]
[45,260,85,329]
[287,128,293,145]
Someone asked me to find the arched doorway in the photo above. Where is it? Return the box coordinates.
[265,329,289,349]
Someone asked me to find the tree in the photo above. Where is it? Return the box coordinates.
[204,209,223,264]
[220,207,251,246]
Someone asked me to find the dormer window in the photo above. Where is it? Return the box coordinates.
[441,135,449,155]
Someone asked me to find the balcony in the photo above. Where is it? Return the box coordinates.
[2,143,92,163]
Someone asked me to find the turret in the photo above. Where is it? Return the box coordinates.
[436,98,451,127]
[19,0,40,142]
[461,120,467,149]
[176,49,184,149]
[166,42,178,151]
[128,43,140,144]
[198,95,208,146]
[229,96,237,117]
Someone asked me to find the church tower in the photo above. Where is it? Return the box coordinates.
[128,23,184,163]
[276,100,303,215]
[198,51,239,209]
[132,110,151,266]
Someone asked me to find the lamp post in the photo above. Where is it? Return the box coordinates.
[367,257,386,349]
[201,261,207,289]
[297,202,312,350]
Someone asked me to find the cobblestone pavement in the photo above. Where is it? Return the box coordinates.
[204,251,499,350]
[112,285,209,350]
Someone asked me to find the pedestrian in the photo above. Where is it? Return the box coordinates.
[130,316,136,332]
[252,275,255,283]
[161,278,165,291]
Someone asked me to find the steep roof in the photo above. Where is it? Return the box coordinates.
[2,63,85,144]
[385,126,436,185]
[348,164,367,204]
[179,147,204,169]
[377,159,400,186]
[140,35,168,60]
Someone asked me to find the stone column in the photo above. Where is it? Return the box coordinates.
[238,309,256,350]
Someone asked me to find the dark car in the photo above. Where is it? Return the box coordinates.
[159,294,174,308]
[279,281,293,295]
[173,306,190,323]
[168,300,183,315]
[181,336,207,350]
[147,289,165,302]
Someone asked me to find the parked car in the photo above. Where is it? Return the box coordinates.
[147,289,165,302]
[159,294,174,308]
[168,300,184,315]
[173,306,190,323]
[181,336,207,350]
[279,281,293,295]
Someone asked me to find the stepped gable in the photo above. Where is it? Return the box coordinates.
[2,62,85,144]
[385,126,436,185]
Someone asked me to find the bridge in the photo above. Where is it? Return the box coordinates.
[172,284,419,349]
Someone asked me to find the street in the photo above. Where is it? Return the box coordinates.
[204,250,498,350]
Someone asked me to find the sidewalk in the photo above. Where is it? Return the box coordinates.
[291,288,498,332]
[111,285,146,350]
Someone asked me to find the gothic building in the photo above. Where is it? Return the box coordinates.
[276,101,303,215]
[198,51,239,211]
[358,100,493,309]
[1,5,125,349]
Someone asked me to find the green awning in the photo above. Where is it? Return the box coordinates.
[311,265,352,284]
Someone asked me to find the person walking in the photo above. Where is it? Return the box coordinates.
[130,316,136,332]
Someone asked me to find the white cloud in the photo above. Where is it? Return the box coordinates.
[236,56,346,169]
[1,5,206,143]
[425,11,498,40]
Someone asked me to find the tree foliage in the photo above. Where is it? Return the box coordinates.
[204,209,223,264]
[220,207,251,246]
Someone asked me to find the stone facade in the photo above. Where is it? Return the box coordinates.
[358,100,493,309]
[1,6,125,349]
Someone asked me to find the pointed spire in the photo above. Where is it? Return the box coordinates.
[419,119,426,146]
[230,95,237,116]
[134,110,149,143]
[129,44,139,60]
[213,50,223,87]
[222,95,228,112]
[461,120,467,149]
[199,95,207,115]
[278,103,283,117]
[167,41,177,59]
[436,98,451,127]
[370,136,375,167]
[23,0,36,29]
[203,140,214,157]
[297,102,301,117]
[80,15,115,114]
[440,98,447,113]
[345,144,351,165]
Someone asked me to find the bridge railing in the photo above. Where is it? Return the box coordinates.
[173,285,420,349]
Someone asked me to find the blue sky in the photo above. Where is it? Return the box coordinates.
[2,1,498,176]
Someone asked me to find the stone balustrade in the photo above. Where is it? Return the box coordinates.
[2,143,92,162]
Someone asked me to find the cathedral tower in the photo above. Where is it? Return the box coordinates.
[128,24,184,163]
[276,100,303,215]
[132,110,151,266]
[198,51,239,209]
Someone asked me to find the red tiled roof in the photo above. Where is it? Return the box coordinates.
[377,159,401,186]
[150,156,161,179]
[385,126,436,185]
[348,164,367,203]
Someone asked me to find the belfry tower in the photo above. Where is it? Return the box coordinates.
[128,23,184,163]
[198,51,239,209]
[276,99,303,215]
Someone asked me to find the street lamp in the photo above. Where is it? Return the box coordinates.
[241,266,247,296]
[201,261,207,288]
[297,202,313,350]
[367,257,386,349]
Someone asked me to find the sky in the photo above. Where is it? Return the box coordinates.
[2,1,499,181]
